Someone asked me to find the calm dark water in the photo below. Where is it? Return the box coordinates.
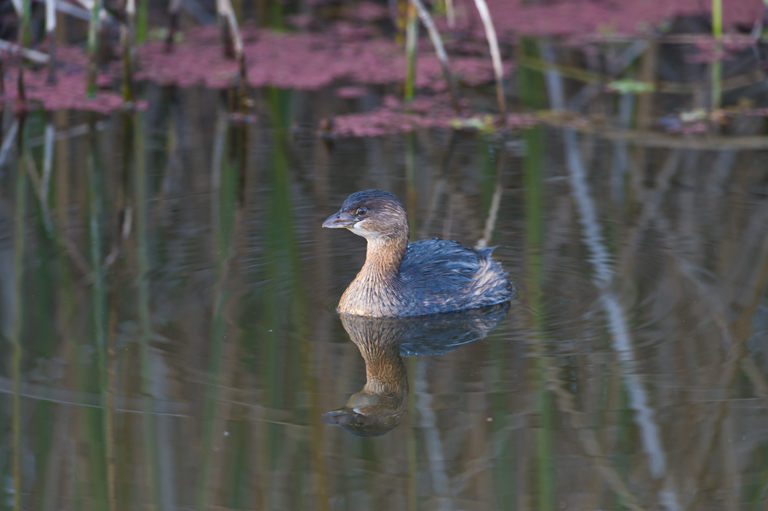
[2,85,768,511]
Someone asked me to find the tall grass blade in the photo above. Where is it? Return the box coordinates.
[10,114,27,511]
[86,0,104,98]
[410,0,461,113]
[404,2,417,102]
[711,0,722,110]
[472,0,506,118]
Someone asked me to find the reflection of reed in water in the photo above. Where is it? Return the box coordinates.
[322,304,509,437]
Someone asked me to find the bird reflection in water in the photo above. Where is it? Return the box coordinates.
[322,303,510,437]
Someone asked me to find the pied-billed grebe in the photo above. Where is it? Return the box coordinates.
[322,190,514,317]
[322,304,509,437]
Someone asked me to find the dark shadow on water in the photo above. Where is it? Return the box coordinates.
[322,303,510,437]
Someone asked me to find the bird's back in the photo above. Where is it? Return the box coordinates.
[396,238,514,316]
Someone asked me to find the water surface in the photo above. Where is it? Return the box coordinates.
[2,85,768,511]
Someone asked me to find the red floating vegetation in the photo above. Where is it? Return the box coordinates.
[0,0,761,120]
[136,25,509,91]
[457,0,762,38]
[330,93,539,137]
[0,48,125,113]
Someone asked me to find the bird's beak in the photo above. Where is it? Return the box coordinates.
[321,409,358,426]
[322,210,356,229]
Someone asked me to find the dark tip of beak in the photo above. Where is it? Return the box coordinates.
[322,210,356,229]
[321,409,357,426]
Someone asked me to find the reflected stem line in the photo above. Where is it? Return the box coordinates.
[196,113,232,511]
[521,121,554,511]
[11,114,27,511]
[407,356,418,511]
[476,141,504,249]
[420,130,457,238]
[134,112,162,510]
[562,127,681,510]
[87,115,114,511]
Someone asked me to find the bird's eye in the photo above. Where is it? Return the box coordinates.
[355,207,368,216]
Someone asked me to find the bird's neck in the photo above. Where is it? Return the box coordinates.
[358,340,407,395]
[338,229,410,316]
[361,235,409,281]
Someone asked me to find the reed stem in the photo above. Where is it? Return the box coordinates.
[445,0,455,28]
[410,0,461,113]
[472,0,506,119]
[20,0,31,48]
[87,0,103,98]
[165,0,182,52]
[45,0,56,84]
[217,0,248,108]
[404,2,417,102]
[137,0,148,43]
[124,0,136,102]
[711,0,722,110]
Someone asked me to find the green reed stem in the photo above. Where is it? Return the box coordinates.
[404,2,418,103]
[20,0,32,48]
[711,0,722,109]
[86,0,103,98]
[121,25,134,103]
[137,0,148,43]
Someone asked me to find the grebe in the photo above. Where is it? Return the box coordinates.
[322,190,514,317]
